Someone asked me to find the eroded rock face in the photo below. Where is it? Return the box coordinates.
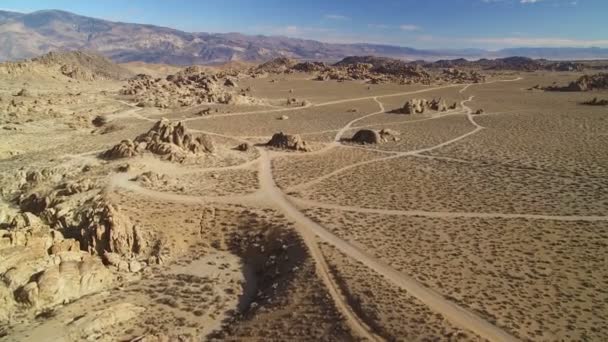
[18,257,113,310]
[78,200,148,257]
[0,217,113,324]
[102,119,215,161]
[266,132,311,152]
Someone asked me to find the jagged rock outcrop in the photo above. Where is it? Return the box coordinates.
[78,200,147,257]
[102,119,214,161]
[266,132,311,152]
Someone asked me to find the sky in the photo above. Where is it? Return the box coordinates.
[1,0,607,50]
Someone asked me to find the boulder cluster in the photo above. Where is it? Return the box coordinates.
[291,61,330,73]
[544,73,608,92]
[102,118,214,161]
[266,132,311,152]
[316,61,431,85]
[396,98,455,114]
[120,67,255,108]
[439,68,485,83]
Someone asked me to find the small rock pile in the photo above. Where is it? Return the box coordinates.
[266,132,311,151]
[102,118,214,161]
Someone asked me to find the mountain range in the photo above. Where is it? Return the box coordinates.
[1,9,607,65]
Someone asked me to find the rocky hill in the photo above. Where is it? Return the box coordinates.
[0,50,133,80]
[1,9,608,65]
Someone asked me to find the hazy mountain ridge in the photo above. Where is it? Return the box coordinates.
[1,9,607,64]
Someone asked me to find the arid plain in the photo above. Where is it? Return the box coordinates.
[1,53,607,341]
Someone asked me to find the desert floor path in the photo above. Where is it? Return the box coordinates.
[257,150,519,342]
[291,197,608,222]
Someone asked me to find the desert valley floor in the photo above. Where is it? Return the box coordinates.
[1,57,607,341]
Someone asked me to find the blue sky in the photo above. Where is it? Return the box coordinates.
[1,0,607,49]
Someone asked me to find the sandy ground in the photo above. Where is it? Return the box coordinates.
[2,67,607,341]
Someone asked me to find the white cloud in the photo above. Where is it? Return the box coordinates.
[399,24,421,31]
[324,14,349,20]
[469,36,608,47]
[520,0,542,3]
[0,7,25,13]
[368,24,390,29]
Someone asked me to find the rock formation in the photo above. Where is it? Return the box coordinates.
[266,132,311,152]
[254,57,297,74]
[351,129,400,144]
[439,68,485,83]
[351,129,381,144]
[77,200,148,257]
[0,214,114,323]
[395,98,449,114]
[120,67,257,108]
[292,61,330,73]
[544,73,608,92]
[102,119,215,161]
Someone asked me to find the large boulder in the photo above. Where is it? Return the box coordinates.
[266,132,311,152]
[351,129,381,144]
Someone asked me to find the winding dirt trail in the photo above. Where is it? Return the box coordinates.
[107,77,530,341]
[288,96,478,191]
